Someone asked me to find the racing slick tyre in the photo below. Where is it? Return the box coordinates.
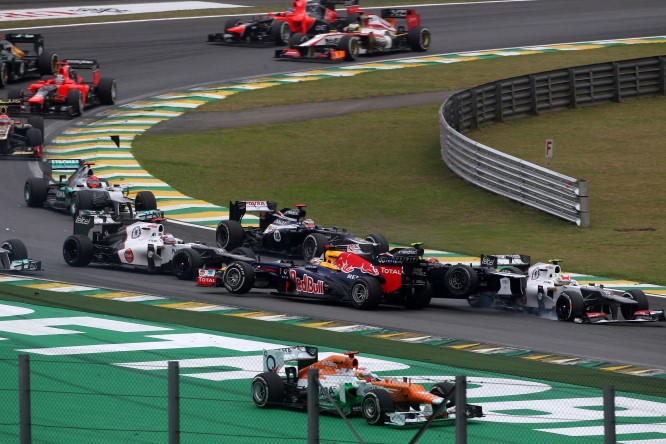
[38,52,58,76]
[98,78,117,105]
[231,247,257,260]
[620,289,649,320]
[135,191,158,211]
[26,128,42,148]
[224,18,243,34]
[172,249,203,280]
[404,282,432,309]
[271,20,291,45]
[216,219,245,250]
[407,26,431,52]
[337,35,360,61]
[2,239,28,261]
[555,290,585,322]
[222,261,256,294]
[62,234,94,267]
[429,382,456,407]
[0,62,7,88]
[7,88,22,100]
[443,264,478,297]
[24,178,47,207]
[288,33,309,48]
[365,233,389,255]
[70,191,94,217]
[302,233,328,261]
[349,277,382,310]
[252,371,285,408]
[343,12,361,28]
[27,116,45,136]
[467,293,493,308]
[66,90,83,117]
[362,388,395,425]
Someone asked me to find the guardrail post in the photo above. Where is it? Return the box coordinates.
[603,385,616,444]
[471,89,479,130]
[168,361,180,444]
[568,68,578,108]
[530,75,539,115]
[308,368,319,444]
[577,179,590,227]
[19,354,31,444]
[659,56,666,95]
[455,375,467,444]
[495,83,504,122]
[613,62,622,102]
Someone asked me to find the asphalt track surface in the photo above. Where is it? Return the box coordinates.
[1,0,665,370]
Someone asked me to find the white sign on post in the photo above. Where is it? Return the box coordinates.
[545,138,554,168]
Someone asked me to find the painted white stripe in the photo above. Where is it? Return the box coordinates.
[0,275,31,282]
[114,295,166,302]
[180,305,238,312]
[538,423,666,437]
[159,203,221,211]
[44,285,97,292]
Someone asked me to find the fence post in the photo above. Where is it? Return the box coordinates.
[577,179,590,227]
[455,375,467,444]
[19,354,31,444]
[603,385,616,444]
[168,361,180,444]
[307,368,319,444]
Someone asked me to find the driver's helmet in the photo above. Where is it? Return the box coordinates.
[55,74,65,85]
[86,175,101,188]
[161,233,178,245]
[282,208,301,219]
[0,115,11,125]
[303,219,315,229]
[69,69,77,81]
[347,23,360,32]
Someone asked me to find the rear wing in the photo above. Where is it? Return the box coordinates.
[44,158,83,181]
[64,59,100,70]
[480,254,531,271]
[3,33,44,53]
[321,0,358,10]
[263,346,319,373]
[228,200,277,222]
[73,211,122,236]
[380,8,420,29]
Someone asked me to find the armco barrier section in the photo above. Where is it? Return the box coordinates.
[440,55,666,227]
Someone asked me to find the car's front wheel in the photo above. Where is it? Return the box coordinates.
[223,261,255,294]
[62,234,93,267]
[171,249,203,280]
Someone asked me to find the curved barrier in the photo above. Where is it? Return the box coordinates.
[440,55,666,227]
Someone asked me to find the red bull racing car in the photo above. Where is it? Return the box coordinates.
[9,59,116,118]
[275,8,430,61]
[216,200,389,261]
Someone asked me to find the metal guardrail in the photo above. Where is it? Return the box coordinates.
[440,55,666,227]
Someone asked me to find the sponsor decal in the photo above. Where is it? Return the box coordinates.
[197,276,216,286]
[273,230,282,242]
[131,226,141,239]
[334,252,378,275]
[124,249,134,263]
[75,216,91,225]
[346,244,361,252]
[379,266,401,276]
[531,268,540,280]
[289,269,324,295]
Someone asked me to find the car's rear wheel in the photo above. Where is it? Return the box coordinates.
[430,382,456,407]
[404,282,432,309]
[555,290,585,321]
[407,26,431,52]
[171,249,203,280]
[97,78,117,105]
[620,290,649,320]
[223,261,255,294]
[66,90,83,117]
[24,178,47,207]
[271,20,291,45]
[443,264,478,297]
[349,277,382,310]
[252,372,285,408]
[70,191,94,217]
[467,293,493,308]
[216,219,245,250]
[337,35,360,61]
[62,234,93,267]
[2,239,28,261]
[365,233,389,255]
[231,247,257,260]
[0,62,8,87]
[362,388,395,425]
[38,52,58,76]
[135,191,157,211]
[302,233,328,261]
[27,116,44,136]
[26,128,42,148]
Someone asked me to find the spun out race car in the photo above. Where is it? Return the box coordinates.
[252,346,483,426]
[0,239,41,272]
[0,100,44,158]
[24,159,161,221]
[216,200,389,261]
[208,0,361,46]
[198,248,433,309]
[62,214,256,279]
[8,59,116,118]
[275,8,431,61]
[0,33,58,88]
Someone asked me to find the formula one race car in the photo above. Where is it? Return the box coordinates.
[275,8,430,61]
[24,159,162,221]
[62,214,255,279]
[9,59,116,118]
[216,200,389,261]
[0,239,42,272]
[519,260,664,323]
[0,33,58,88]
[198,249,433,309]
[252,346,483,426]
[0,99,44,158]
[208,0,361,45]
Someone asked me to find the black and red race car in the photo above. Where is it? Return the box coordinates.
[8,59,116,118]
[0,99,43,158]
[208,0,362,45]
[1,33,58,88]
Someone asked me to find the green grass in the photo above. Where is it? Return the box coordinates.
[133,44,666,285]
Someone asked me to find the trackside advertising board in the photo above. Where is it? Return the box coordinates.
[0,300,664,443]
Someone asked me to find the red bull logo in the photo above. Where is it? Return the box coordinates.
[333,252,378,275]
[289,269,324,294]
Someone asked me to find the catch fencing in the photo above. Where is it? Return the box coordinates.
[2,354,658,444]
[440,55,666,227]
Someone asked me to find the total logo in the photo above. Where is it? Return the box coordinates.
[289,269,324,294]
[124,249,134,263]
